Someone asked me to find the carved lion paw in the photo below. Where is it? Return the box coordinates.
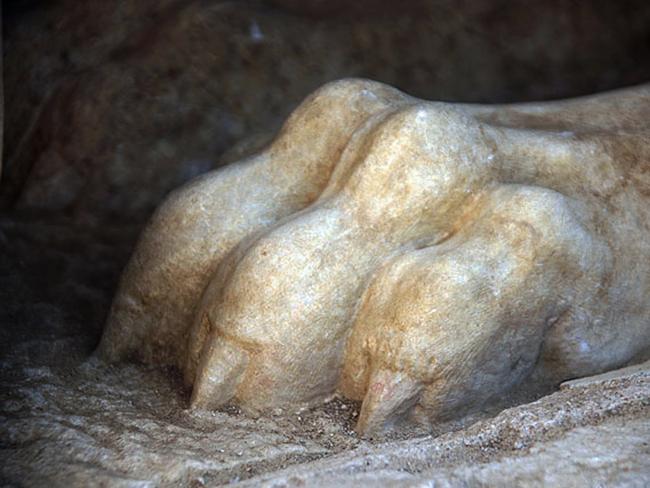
[98,79,650,435]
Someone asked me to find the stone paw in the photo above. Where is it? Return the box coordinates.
[98,79,650,435]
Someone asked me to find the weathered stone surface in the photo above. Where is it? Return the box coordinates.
[236,362,650,486]
[245,418,650,487]
[3,0,650,225]
[99,79,650,436]
[560,358,650,389]
[2,315,648,487]
[1,171,649,486]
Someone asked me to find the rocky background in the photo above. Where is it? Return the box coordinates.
[1,0,650,486]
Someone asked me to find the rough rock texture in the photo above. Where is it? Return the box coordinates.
[3,0,650,226]
[3,299,649,488]
[236,362,650,487]
[99,79,650,435]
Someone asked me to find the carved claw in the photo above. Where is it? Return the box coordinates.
[190,336,249,410]
[98,79,650,434]
[356,369,422,436]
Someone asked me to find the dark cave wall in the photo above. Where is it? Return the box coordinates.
[2,0,650,228]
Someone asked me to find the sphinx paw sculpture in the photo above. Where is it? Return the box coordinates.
[98,79,650,435]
